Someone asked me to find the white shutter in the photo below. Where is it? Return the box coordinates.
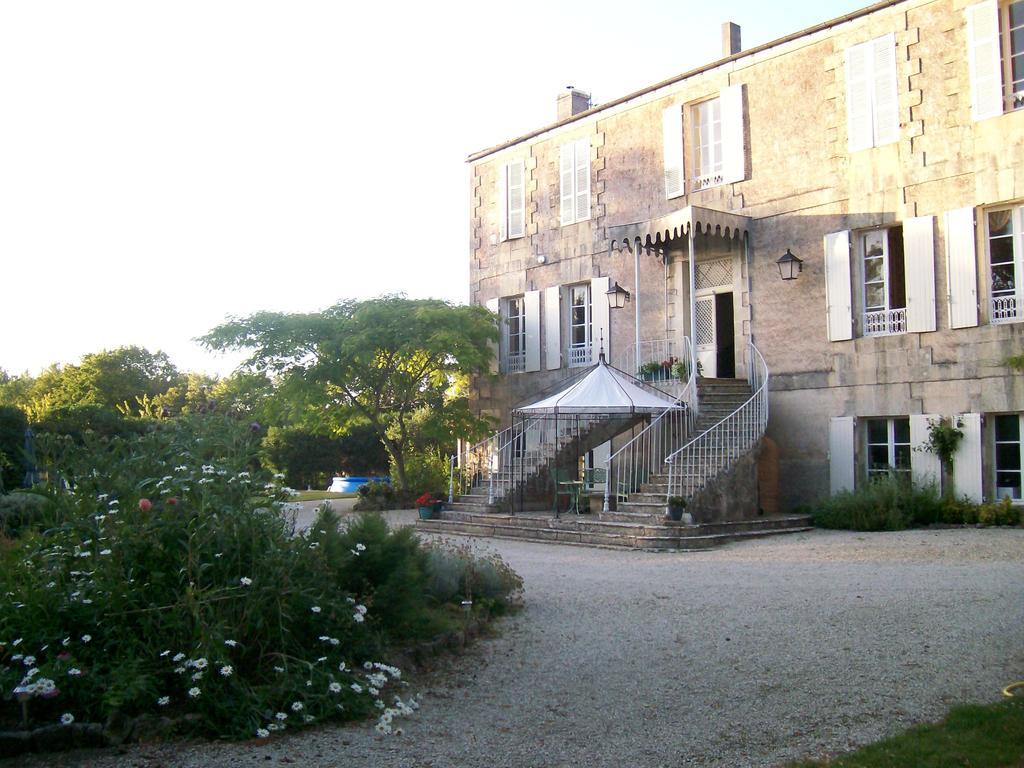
[497,166,508,243]
[903,215,936,332]
[845,42,873,152]
[524,290,541,372]
[662,105,685,198]
[945,207,979,328]
[590,276,611,361]
[485,298,500,374]
[954,413,983,502]
[910,414,941,488]
[507,161,525,239]
[872,34,900,146]
[720,84,746,184]
[966,1,1004,121]
[559,144,574,226]
[574,137,590,222]
[829,416,856,494]
[544,286,562,370]
[824,231,853,341]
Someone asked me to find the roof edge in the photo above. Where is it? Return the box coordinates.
[466,0,904,164]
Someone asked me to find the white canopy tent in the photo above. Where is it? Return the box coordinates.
[513,354,680,416]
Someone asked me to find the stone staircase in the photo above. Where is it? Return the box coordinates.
[422,376,809,551]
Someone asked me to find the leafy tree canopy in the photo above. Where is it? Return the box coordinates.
[200,296,497,490]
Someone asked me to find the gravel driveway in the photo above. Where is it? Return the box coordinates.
[17,527,1024,768]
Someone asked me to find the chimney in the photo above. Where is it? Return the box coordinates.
[557,88,591,121]
[722,22,741,57]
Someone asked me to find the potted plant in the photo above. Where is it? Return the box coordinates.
[416,492,440,520]
[639,361,661,381]
[666,495,688,522]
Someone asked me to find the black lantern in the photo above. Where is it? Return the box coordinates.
[606,281,631,309]
[776,249,803,281]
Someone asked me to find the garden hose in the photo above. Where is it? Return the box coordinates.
[1002,681,1024,698]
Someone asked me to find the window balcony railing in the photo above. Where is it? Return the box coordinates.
[863,308,906,336]
[568,343,591,368]
[503,351,525,374]
[991,295,1021,324]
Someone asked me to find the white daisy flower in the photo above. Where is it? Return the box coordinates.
[60,713,74,725]
[188,687,201,698]
[157,696,170,706]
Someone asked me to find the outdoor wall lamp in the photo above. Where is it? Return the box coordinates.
[776,249,803,281]
[606,281,631,309]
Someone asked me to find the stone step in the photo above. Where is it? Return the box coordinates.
[415,513,814,551]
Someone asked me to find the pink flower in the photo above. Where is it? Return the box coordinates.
[166,497,178,507]
[138,498,152,512]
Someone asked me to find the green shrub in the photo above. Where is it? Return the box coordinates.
[424,542,524,612]
[395,450,448,499]
[812,474,941,531]
[0,492,50,537]
[0,414,520,740]
[977,497,1020,526]
[353,480,396,511]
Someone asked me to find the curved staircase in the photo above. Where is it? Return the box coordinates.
[421,342,811,550]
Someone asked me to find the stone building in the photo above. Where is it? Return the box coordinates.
[465,0,1024,513]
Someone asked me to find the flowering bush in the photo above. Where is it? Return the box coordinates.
[415,492,436,507]
[0,415,519,741]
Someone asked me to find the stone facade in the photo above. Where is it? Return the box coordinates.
[468,0,1024,510]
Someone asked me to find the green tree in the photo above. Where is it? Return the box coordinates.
[201,296,497,491]
[0,406,28,491]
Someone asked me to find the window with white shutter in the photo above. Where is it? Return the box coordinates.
[824,230,853,341]
[945,207,980,329]
[954,413,983,502]
[662,105,685,199]
[560,140,590,226]
[910,414,942,487]
[967,1,1023,119]
[501,296,526,373]
[500,161,525,240]
[692,97,723,190]
[524,290,541,373]
[544,286,562,370]
[829,416,856,494]
[485,298,500,374]
[845,33,899,151]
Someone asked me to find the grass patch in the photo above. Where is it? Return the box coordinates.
[789,698,1024,767]
[291,490,355,502]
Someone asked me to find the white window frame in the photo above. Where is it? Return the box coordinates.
[692,97,723,189]
[1001,1,1024,110]
[986,205,1024,324]
[502,296,526,373]
[859,227,907,336]
[500,161,526,241]
[567,284,592,368]
[994,412,1024,500]
[864,417,912,481]
[559,139,591,226]
[845,33,899,151]
[967,0,1024,118]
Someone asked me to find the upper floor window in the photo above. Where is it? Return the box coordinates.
[968,0,1024,119]
[825,218,935,341]
[499,161,525,241]
[559,138,590,226]
[692,97,723,184]
[567,284,591,367]
[987,206,1024,323]
[865,417,911,480]
[861,227,907,336]
[674,84,746,193]
[503,296,526,373]
[845,33,899,151]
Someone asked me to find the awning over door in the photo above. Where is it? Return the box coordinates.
[607,205,751,252]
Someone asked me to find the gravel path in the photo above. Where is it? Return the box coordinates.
[16,527,1024,768]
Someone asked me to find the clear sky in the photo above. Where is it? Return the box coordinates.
[0,0,866,377]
